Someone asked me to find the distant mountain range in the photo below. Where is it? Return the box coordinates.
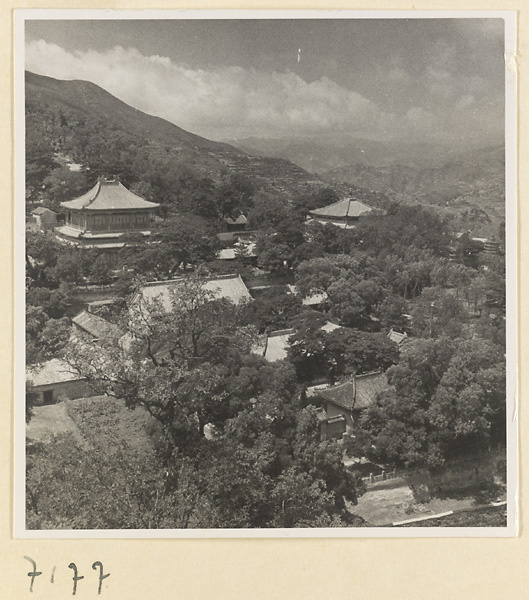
[222,135,496,172]
[25,72,505,236]
[225,135,506,237]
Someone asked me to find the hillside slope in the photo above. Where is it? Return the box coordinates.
[226,132,505,237]
[323,145,505,237]
[25,71,320,197]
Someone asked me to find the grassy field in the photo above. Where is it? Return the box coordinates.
[65,395,156,453]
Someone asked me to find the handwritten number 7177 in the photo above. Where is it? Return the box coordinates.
[24,557,110,595]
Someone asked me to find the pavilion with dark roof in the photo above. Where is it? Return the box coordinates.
[56,176,159,250]
[307,371,390,437]
[308,198,373,229]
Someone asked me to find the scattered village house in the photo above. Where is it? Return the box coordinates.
[307,372,390,441]
[26,358,94,405]
[286,284,328,309]
[217,241,257,261]
[56,175,159,264]
[387,328,408,347]
[222,213,248,233]
[31,206,57,231]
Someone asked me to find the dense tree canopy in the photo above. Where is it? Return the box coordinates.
[39,269,367,528]
[25,102,507,528]
[350,338,506,468]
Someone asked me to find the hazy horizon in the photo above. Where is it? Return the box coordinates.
[25,17,505,147]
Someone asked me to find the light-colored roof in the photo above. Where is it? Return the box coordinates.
[56,226,83,239]
[61,177,159,211]
[140,274,252,312]
[321,321,342,333]
[32,207,56,215]
[263,322,339,362]
[217,248,237,260]
[72,310,122,340]
[387,329,408,346]
[217,242,257,261]
[302,291,328,306]
[309,198,373,219]
[27,358,83,387]
[287,284,328,306]
[225,214,248,226]
[307,372,389,412]
[263,329,294,362]
[308,219,351,229]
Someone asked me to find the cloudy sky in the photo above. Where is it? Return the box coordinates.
[25,17,505,146]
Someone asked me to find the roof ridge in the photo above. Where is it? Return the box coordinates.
[355,370,384,379]
[268,328,294,337]
[86,179,102,208]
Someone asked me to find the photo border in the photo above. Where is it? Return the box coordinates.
[13,8,518,539]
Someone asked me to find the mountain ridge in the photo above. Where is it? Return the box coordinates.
[25,71,322,197]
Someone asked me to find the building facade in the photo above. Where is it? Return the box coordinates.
[31,206,57,231]
[56,176,159,251]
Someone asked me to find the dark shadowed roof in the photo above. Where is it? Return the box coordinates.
[72,310,122,340]
[309,198,373,219]
[61,177,159,211]
[310,372,389,412]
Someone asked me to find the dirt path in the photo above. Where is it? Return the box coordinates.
[27,402,84,445]
[353,480,481,526]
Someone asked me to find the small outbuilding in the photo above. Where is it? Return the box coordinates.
[223,214,248,233]
[31,207,57,231]
[26,358,94,405]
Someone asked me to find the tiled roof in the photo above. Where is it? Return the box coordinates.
[263,322,339,362]
[263,329,294,362]
[217,242,257,261]
[309,372,389,412]
[217,248,237,260]
[387,329,408,345]
[32,207,56,215]
[27,358,83,387]
[309,198,373,219]
[72,310,122,340]
[353,372,390,409]
[321,321,342,333]
[287,284,328,306]
[61,177,159,211]
[225,214,248,225]
[139,274,252,312]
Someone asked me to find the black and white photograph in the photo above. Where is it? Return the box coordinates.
[16,11,516,536]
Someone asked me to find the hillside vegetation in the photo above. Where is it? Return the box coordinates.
[25,71,322,206]
[227,134,505,238]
